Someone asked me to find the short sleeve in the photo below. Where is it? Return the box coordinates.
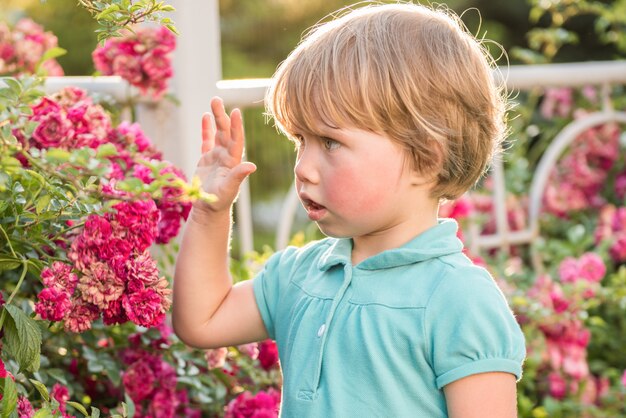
[424,265,526,389]
[252,248,294,340]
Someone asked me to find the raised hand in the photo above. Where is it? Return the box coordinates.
[194,97,257,213]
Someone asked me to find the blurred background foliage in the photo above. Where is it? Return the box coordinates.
[2,0,625,250]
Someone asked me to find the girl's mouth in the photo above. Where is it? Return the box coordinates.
[302,198,327,221]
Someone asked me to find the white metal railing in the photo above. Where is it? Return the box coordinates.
[33,60,626,257]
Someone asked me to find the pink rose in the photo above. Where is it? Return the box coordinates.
[123,358,156,402]
[63,300,99,333]
[112,53,143,84]
[77,261,125,309]
[35,287,72,321]
[147,389,179,418]
[610,235,626,263]
[41,261,78,293]
[50,383,70,414]
[0,358,11,379]
[123,288,166,328]
[142,48,172,83]
[17,396,35,418]
[102,298,129,326]
[205,348,228,370]
[32,111,73,148]
[558,257,579,283]
[258,340,279,371]
[225,389,281,418]
[548,372,567,399]
[577,252,605,283]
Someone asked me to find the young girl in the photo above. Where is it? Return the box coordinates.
[173,3,526,417]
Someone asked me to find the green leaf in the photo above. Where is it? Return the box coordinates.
[164,24,179,35]
[44,149,71,164]
[95,4,121,19]
[0,259,21,272]
[46,369,68,385]
[35,194,51,215]
[3,305,42,373]
[28,379,50,402]
[114,178,144,192]
[67,401,90,417]
[90,407,101,418]
[0,377,18,418]
[123,394,135,417]
[130,3,144,13]
[2,79,22,96]
[39,47,67,63]
[95,143,117,158]
[32,407,53,418]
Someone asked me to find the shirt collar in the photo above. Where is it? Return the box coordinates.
[317,218,464,271]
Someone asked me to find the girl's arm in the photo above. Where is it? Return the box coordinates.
[444,372,518,418]
[172,97,268,349]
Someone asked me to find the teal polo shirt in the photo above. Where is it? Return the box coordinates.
[253,219,526,417]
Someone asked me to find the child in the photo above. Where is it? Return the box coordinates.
[173,3,526,417]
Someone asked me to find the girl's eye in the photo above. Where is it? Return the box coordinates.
[322,137,340,151]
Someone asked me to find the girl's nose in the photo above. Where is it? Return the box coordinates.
[294,146,319,184]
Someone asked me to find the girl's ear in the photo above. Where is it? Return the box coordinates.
[407,140,443,189]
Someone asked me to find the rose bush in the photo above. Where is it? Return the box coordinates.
[0,14,281,418]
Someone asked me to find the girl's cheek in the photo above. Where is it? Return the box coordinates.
[327,173,384,211]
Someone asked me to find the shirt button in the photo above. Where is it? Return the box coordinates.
[317,324,326,337]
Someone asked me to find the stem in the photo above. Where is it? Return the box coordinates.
[0,260,29,332]
[6,260,28,306]
[0,224,17,258]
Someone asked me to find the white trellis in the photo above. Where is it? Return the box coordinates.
[35,1,626,259]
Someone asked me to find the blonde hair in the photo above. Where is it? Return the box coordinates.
[266,2,507,200]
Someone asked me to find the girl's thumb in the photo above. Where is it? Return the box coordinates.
[227,162,257,190]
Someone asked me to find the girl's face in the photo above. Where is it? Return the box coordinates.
[293,125,435,244]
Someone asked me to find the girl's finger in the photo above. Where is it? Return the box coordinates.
[210,97,230,147]
[229,108,245,159]
[201,112,215,154]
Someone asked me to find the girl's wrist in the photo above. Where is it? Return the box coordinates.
[188,204,231,226]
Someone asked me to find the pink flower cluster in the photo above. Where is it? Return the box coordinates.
[92,26,176,99]
[558,252,606,297]
[20,86,191,244]
[206,347,229,370]
[17,396,34,418]
[26,87,111,150]
[35,200,171,331]
[540,88,574,119]
[50,383,75,418]
[131,159,192,243]
[224,389,281,418]
[544,121,620,217]
[120,342,199,418]
[527,274,603,400]
[0,18,63,76]
[0,357,15,403]
[257,340,279,371]
[235,339,279,370]
[595,205,626,264]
